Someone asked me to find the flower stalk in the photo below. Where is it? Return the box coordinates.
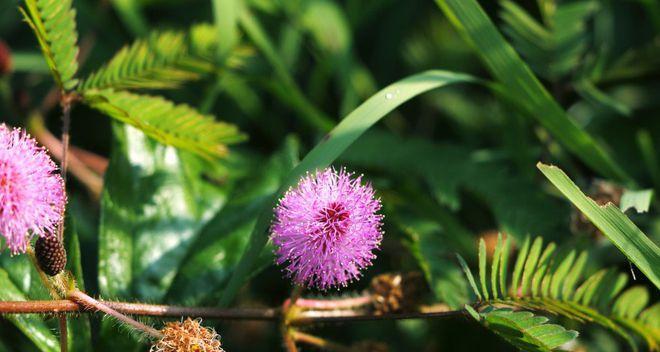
[67,290,163,339]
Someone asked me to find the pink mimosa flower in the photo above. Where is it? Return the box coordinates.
[0,124,66,254]
[271,167,383,289]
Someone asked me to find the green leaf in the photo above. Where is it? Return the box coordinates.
[402,221,471,308]
[239,7,334,131]
[499,235,512,299]
[531,242,556,298]
[218,70,477,306]
[549,250,575,299]
[99,123,232,301]
[435,0,629,182]
[0,269,59,352]
[490,234,503,300]
[82,89,245,159]
[538,163,660,289]
[500,0,597,80]
[613,286,649,320]
[460,235,657,350]
[620,189,654,213]
[561,251,588,301]
[478,238,489,301]
[21,0,79,90]
[521,237,543,297]
[457,253,481,301]
[575,80,632,117]
[165,137,300,304]
[480,307,578,351]
[510,236,531,298]
[79,29,213,91]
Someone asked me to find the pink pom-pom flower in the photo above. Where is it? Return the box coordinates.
[271,167,383,290]
[0,124,66,254]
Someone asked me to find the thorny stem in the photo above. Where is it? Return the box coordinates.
[58,315,68,352]
[291,331,353,352]
[67,290,164,339]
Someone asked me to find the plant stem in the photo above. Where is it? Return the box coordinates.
[289,295,372,310]
[58,315,67,352]
[291,331,353,352]
[0,299,462,325]
[67,291,163,339]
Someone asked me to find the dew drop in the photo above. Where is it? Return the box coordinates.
[385,92,394,100]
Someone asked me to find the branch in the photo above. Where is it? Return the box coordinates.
[0,300,461,324]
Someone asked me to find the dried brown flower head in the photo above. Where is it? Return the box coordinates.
[370,272,424,315]
[151,318,224,352]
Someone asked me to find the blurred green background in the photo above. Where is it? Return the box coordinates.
[0,0,659,350]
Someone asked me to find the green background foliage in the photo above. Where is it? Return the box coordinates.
[0,0,659,350]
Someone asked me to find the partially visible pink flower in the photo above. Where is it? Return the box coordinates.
[0,124,66,254]
[271,167,383,290]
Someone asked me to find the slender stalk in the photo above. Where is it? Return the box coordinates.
[68,291,163,339]
[291,331,353,352]
[58,315,68,352]
[0,299,462,325]
[293,295,372,310]
[26,246,63,299]
[28,112,103,199]
[282,329,299,352]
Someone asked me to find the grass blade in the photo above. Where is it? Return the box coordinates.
[538,163,660,289]
[435,0,629,182]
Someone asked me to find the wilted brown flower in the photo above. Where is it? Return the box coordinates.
[370,272,424,315]
[151,318,224,352]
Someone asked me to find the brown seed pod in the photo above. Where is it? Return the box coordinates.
[369,272,425,315]
[34,235,67,276]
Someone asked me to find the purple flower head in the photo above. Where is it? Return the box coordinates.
[0,124,66,254]
[271,167,383,290]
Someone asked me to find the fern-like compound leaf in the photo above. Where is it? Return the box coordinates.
[79,30,212,91]
[474,307,578,352]
[460,235,659,351]
[83,89,246,159]
[21,0,79,90]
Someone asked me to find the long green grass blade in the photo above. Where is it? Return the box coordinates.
[219,70,477,305]
[538,163,660,289]
[435,0,629,182]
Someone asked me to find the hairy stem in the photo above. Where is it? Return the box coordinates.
[0,299,462,325]
[67,291,163,339]
[293,295,372,310]
[58,315,67,352]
